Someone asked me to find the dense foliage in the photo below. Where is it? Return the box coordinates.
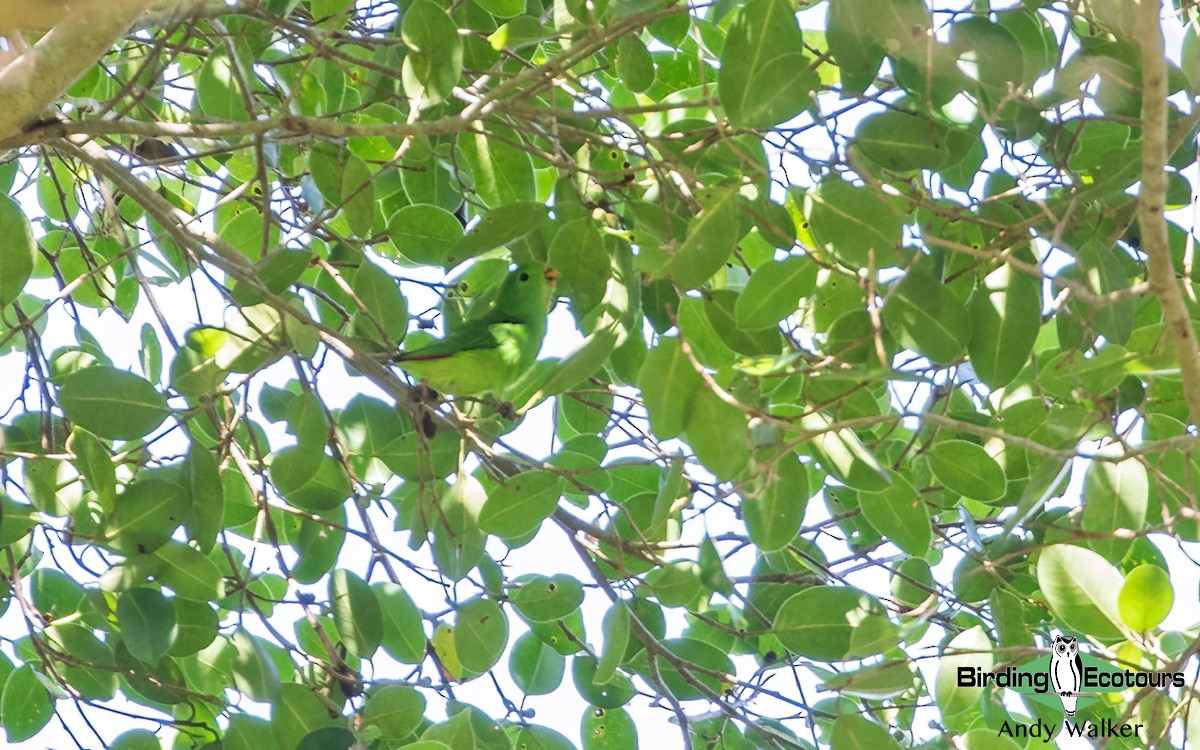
[0,0,1198,747]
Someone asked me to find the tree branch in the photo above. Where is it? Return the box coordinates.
[0,0,163,143]
[1138,0,1200,427]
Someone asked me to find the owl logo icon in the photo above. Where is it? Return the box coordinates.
[1050,634,1082,716]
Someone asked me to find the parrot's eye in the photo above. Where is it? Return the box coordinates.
[519,272,530,281]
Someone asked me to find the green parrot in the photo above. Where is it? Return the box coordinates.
[392,262,558,396]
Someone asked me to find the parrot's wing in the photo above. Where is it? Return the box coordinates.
[394,322,501,362]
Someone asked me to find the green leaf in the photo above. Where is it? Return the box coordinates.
[44,623,117,700]
[454,597,509,674]
[420,705,508,748]
[1118,564,1173,632]
[927,440,1007,503]
[313,0,354,21]
[351,260,408,346]
[310,145,376,238]
[106,478,188,554]
[70,426,115,509]
[57,366,169,441]
[773,586,887,661]
[514,725,576,750]
[271,683,339,750]
[806,175,903,268]
[743,453,809,552]
[297,727,355,750]
[31,568,84,620]
[117,587,177,664]
[830,715,902,750]
[509,631,566,695]
[515,243,639,405]
[559,390,615,435]
[291,512,346,585]
[951,17,1024,95]
[645,561,703,608]
[628,637,734,700]
[648,186,739,290]
[387,205,464,266]
[220,207,281,259]
[705,289,784,355]
[433,476,488,582]
[110,729,161,750]
[362,685,426,742]
[857,474,930,556]
[139,323,162,383]
[1,666,53,743]
[374,582,427,664]
[512,575,585,622]
[581,706,639,749]
[549,218,611,315]
[450,202,548,264]
[1036,544,1124,639]
[735,255,817,330]
[1082,455,1148,563]
[826,0,885,92]
[474,0,524,17]
[195,50,249,122]
[595,600,631,685]
[0,196,35,309]
[1037,345,1132,399]
[478,470,562,538]
[882,271,971,365]
[270,451,351,511]
[638,337,703,440]
[616,34,655,93]
[401,0,463,107]
[330,569,383,657]
[960,728,1023,750]
[934,625,992,716]
[800,410,891,491]
[169,326,228,398]
[224,715,280,750]
[169,599,219,657]
[855,109,948,171]
[820,660,916,699]
[459,128,536,208]
[183,439,224,553]
[968,250,1042,389]
[155,541,225,601]
[1064,241,1134,346]
[232,247,313,306]
[719,0,815,128]
[0,493,37,547]
[684,387,749,481]
[230,628,282,703]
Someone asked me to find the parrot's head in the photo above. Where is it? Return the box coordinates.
[495,261,558,319]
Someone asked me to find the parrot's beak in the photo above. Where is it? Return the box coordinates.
[544,267,560,285]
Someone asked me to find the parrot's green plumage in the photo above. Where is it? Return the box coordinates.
[393,262,557,396]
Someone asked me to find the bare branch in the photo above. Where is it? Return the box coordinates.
[1137,0,1200,427]
[0,0,165,143]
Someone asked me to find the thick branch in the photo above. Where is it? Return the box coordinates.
[1,113,474,151]
[1138,0,1200,427]
[0,0,163,143]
